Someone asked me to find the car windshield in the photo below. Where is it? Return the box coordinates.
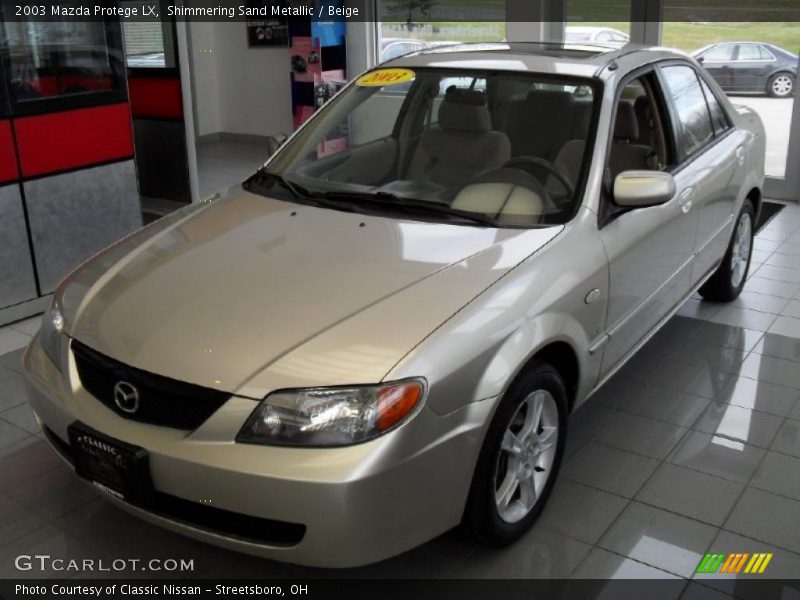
[252,67,599,228]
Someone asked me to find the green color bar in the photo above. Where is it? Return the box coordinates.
[697,553,727,573]
[696,554,714,573]
[710,554,726,573]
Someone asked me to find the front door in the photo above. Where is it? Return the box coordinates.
[599,71,699,375]
[699,43,736,90]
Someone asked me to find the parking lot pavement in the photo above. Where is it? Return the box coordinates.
[729,96,794,178]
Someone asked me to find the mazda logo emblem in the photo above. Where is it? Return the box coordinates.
[113,381,140,414]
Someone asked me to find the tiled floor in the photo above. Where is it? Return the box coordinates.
[2,203,800,590]
[196,140,268,198]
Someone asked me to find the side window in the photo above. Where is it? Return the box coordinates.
[607,75,669,178]
[736,45,763,61]
[702,44,734,62]
[660,65,715,160]
[757,45,775,60]
[596,32,613,42]
[699,78,730,135]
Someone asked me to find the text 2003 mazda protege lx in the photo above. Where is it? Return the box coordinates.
[23,43,764,567]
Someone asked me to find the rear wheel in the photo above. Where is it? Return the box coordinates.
[465,362,567,546]
[699,200,754,302]
[767,72,794,98]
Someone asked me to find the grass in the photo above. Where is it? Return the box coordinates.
[661,22,800,53]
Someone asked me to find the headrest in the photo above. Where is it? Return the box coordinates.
[614,102,639,141]
[526,89,575,111]
[438,88,491,132]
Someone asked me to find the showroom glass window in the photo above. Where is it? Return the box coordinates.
[660,65,715,159]
[566,0,631,44]
[375,0,506,64]
[0,15,126,113]
[121,0,177,69]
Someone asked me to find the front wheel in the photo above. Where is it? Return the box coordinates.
[465,362,568,546]
[699,200,754,302]
[768,72,795,98]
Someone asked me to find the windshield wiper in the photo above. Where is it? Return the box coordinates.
[248,169,312,200]
[322,190,500,227]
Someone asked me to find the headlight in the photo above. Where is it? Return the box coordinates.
[236,380,425,447]
[40,297,65,369]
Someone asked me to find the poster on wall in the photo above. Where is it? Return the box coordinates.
[314,69,348,157]
[289,36,322,83]
[246,17,288,46]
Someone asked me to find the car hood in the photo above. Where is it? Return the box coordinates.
[64,187,561,398]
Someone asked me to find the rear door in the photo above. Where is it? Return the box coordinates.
[658,64,744,283]
[732,44,776,92]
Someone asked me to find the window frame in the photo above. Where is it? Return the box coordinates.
[0,15,128,117]
[598,64,678,227]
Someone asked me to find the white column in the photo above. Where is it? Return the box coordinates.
[630,0,663,46]
[175,18,200,203]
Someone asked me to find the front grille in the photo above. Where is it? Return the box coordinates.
[42,426,306,546]
[72,340,231,430]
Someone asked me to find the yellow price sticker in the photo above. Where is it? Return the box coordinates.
[356,68,415,87]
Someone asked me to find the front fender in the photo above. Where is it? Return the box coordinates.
[387,209,608,416]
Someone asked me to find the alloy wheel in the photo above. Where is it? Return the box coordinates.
[730,211,752,288]
[494,389,559,524]
[772,75,793,97]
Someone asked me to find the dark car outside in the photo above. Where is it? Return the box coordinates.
[693,42,798,98]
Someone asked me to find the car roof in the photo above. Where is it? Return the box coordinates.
[385,42,692,79]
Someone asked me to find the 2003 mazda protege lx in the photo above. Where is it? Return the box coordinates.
[23,43,765,567]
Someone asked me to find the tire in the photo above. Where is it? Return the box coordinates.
[699,200,755,302]
[767,72,795,98]
[465,361,568,546]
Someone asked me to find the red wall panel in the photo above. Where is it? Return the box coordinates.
[14,103,134,178]
[0,120,18,183]
[128,77,183,120]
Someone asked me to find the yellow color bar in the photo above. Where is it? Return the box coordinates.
[758,553,773,574]
[744,553,774,574]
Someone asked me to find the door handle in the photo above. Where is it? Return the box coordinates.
[678,187,695,214]
[736,146,746,166]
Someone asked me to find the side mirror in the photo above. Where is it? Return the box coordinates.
[613,170,676,208]
[697,56,705,64]
[265,132,288,158]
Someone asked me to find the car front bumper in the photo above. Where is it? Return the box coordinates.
[22,334,495,568]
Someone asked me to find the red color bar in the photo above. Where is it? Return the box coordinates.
[14,103,134,178]
[128,77,183,120]
[0,120,19,183]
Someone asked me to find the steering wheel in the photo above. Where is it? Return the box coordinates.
[502,156,575,198]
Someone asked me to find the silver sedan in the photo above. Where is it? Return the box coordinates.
[23,43,765,567]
